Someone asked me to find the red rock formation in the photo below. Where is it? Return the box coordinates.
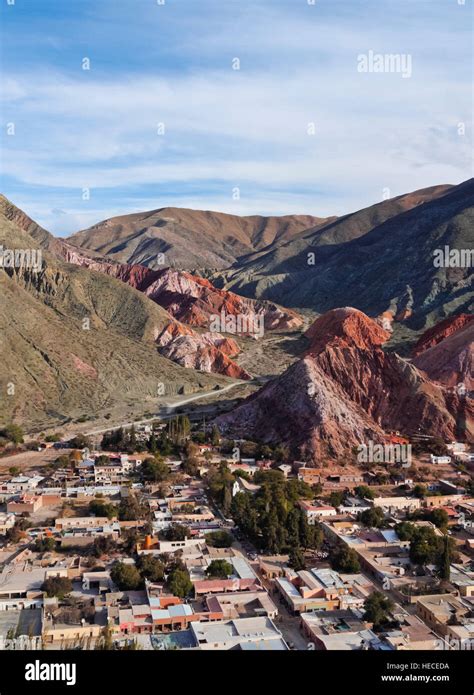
[57,254,254,380]
[305,307,391,353]
[63,253,303,379]
[156,322,252,380]
[66,256,301,332]
[412,314,473,356]
[412,316,473,390]
[87,262,302,332]
[217,308,463,458]
[158,331,251,381]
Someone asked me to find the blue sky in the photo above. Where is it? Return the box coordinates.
[0,0,472,235]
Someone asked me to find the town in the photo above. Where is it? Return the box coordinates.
[0,420,472,652]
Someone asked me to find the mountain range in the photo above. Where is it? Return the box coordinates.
[212,180,473,330]
[1,182,472,453]
[64,181,473,333]
[68,207,324,270]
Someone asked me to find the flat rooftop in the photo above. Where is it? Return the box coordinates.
[0,608,42,637]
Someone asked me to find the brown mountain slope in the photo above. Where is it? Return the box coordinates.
[0,197,256,381]
[0,194,103,262]
[412,316,473,390]
[0,212,232,431]
[67,207,324,270]
[216,308,464,459]
[213,181,473,329]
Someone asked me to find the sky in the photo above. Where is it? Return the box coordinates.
[0,0,472,236]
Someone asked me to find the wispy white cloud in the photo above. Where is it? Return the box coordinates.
[0,0,471,234]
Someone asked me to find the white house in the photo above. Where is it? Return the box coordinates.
[300,501,337,524]
[430,455,452,465]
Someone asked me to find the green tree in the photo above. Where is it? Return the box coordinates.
[182,456,200,477]
[141,457,169,483]
[118,495,147,521]
[409,527,440,565]
[257,444,273,460]
[41,576,72,598]
[6,522,28,544]
[359,507,385,528]
[91,536,117,558]
[69,433,91,449]
[205,530,233,548]
[45,433,62,443]
[413,484,427,499]
[427,509,449,531]
[211,425,221,446]
[288,547,305,571]
[438,533,451,581]
[354,485,375,500]
[111,562,142,590]
[331,545,360,573]
[1,424,24,444]
[167,568,192,598]
[205,559,233,579]
[396,521,417,541]
[274,444,290,463]
[160,524,191,542]
[129,424,137,451]
[363,591,394,630]
[299,512,322,550]
[137,555,165,582]
[89,500,117,519]
[222,483,233,516]
[329,491,345,508]
[33,537,56,553]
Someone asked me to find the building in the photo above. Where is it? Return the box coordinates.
[382,614,441,650]
[55,517,112,531]
[232,478,260,496]
[205,591,278,620]
[416,594,470,638]
[0,566,46,599]
[189,616,287,650]
[275,567,354,615]
[338,497,372,515]
[373,496,421,513]
[193,577,259,596]
[449,565,474,598]
[300,609,379,650]
[300,501,337,523]
[42,617,102,646]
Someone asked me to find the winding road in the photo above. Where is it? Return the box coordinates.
[83,381,246,437]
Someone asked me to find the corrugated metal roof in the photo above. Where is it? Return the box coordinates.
[276,578,300,598]
[151,609,169,621]
[231,557,256,580]
[169,604,193,617]
[381,530,400,543]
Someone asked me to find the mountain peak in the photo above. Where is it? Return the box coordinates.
[305,307,391,354]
